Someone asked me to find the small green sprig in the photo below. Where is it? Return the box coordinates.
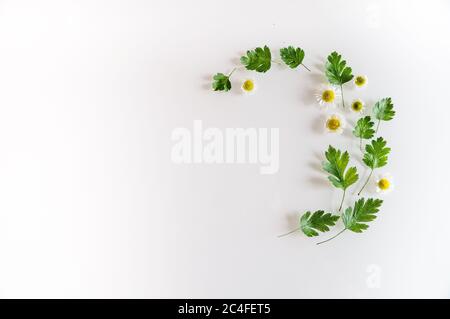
[373,97,395,133]
[278,210,339,238]
[325,51,353,108]
[300,211,339,237]
[279,46,310,71]
[212,72,232,92]
[316,198,383,245]
[358,137,391,195]
[240,45,272,73]
[322,146,359,211]
[342,198,383,233]
[212,45,309,92]
[353,116,375,151]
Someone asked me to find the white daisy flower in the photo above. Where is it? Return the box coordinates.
[354,75,368,89]
[376,173,394,194]
[350,99,365,113]
[316,85,340,108]
[325,113,346,134]
[241,79,256,94]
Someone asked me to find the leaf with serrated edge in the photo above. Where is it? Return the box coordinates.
[240,45,272,73]
[363,137,391,169]
[212,73,231,91]
[342,198,383,233]
[373,97,395,121]
[353,116,375,139]
[322,145,359,190]
[300,210,340,237]
[325,51,354,85]
[280,46,305,69]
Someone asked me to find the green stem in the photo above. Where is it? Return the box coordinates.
[278,227,300,238]
[360,138,363,152]
[340,84,345,108]
[358,169,373,195]
[339,189,346,212]
[316,228,346,245]
[301,63,311,72]
[227,65,245,78]
[376,119,381,133]
[228,67,237,78]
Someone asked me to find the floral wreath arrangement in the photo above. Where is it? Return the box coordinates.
[212,45,395,244]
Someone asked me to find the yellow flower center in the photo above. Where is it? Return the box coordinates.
[355,76,366,87]
[326,117,341,131]
[352,101,363,112]
[242,80,254,92]
[378,178,390,190]
[322,89,335,103]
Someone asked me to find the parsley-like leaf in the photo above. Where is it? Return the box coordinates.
[240,45,272,73]
[300,210,340,237]
[353,116,375,151]
[373,97,395,132]
[363,137,390,169]
[316,198,384,244]
[358,137,391,195]
[280,46,305,69]
[212,73,231,91]
[342,198,383,233]
[322,146,359,190]
[323,145,359,211]
[373,97,395,121]
[325,51,353,85]
[354,116,375,139]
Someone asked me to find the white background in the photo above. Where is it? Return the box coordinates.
[0,0,449,298]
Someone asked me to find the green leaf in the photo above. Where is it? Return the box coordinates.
[373,97,395,121]
[212,73,231,91]
[300,210,340,237]
[322,145,359,190]
[325,51,354,85]
[342,198,383,233]
[353,116,375,139]
[240,45,272,73]
[280,46,305,69]
[363,137,391,169]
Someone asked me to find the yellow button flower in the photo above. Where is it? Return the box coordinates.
[241,79,256,94]
[376,173,394,194]
[316,85,340,108]
[354,75,368,89]
[350,99,365,113]
[325,114,346,134]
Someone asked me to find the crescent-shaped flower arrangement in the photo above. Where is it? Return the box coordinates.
[212,45,395,245]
